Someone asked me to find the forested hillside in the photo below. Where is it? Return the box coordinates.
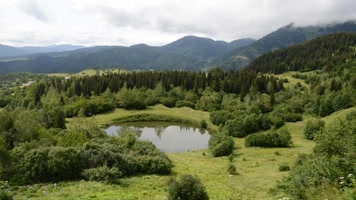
[213,21,356,70]
[246,32,356,74]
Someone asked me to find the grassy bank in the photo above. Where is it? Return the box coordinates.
[82,104,218,130]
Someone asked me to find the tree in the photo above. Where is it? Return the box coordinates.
[168,174,209,200]
[304,119,325,140]
[208,133,234,157]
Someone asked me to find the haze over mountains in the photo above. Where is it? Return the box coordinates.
[0,44,84,58]
[0,21,356,74]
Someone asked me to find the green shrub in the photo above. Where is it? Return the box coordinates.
[304,119,325,140]
[223,114,259,138]
[0,181,12,200]
[227,164,238,175]
[200,120,207,128]
[160,98,175,108]
[228,154,234,162]
[167,174,209,200]
[208,133,234,157]
[210,110,231,126]
[82,165,122,184]
[175,100,195,109]
[245,129,293,148]
[278,163,290,172]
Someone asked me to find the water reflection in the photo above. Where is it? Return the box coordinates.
[104,122,211,152]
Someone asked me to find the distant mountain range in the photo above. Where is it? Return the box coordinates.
[0,44,85,58]
[0,21,356,73]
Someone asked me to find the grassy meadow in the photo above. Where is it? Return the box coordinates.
[16,104,355,200]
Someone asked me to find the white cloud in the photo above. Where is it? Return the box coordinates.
[0,0,355,46]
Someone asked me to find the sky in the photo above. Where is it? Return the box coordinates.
[1,0,356,47]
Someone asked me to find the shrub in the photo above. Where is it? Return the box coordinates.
[200,120,207,128]
[167,174,209,200]
[81,165,122,184]
[208,133,234,157]
[210,110,231,126]
[0,181,13,200]
[245,129,293,148]
[175,100,195,109]
[223,114,259,138]
[304,119,325,140]
[227,164,238,175]
[278,163,290,172]
[160,97,175,108]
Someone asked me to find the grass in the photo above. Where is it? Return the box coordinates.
[84,104,217,130]
[13,106,356,200]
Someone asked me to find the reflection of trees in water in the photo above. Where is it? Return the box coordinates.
[119,126,142,138]
[154,126,165,139]
[179,126,207,135]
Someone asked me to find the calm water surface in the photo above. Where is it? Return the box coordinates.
[104,122,211,152]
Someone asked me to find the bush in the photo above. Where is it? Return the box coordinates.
[175,100,195,109]
[210,110,231,126]
[278,163,290,172]
[304,119,325,140]
[82,165,122,184]
[223,114,259,138]
[208,133,234,157]
[0,181,12,200]
[227,164,238,175]
[200,120,207,128]
[245,129,293,148]
[167,174,209,200]
[160,97,175,108]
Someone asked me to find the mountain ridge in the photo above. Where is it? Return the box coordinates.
[1,21,356,73]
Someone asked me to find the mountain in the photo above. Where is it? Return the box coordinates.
[245,32,356,74]
[0,36,255,73]
[0,44,85,58]
[1,21,356,74]
[212,21,356,70]
[0,44,27,58]
[160,35,255,60]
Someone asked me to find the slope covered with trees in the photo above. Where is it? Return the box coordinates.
[212,21,356,70]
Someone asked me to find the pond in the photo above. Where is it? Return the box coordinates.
[104,122,212,153]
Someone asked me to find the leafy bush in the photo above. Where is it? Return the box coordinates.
[175,100,195,109]
[160,97,175,108]
[208,133,234,157]
[223,114,259,138]
[304,119,325,140]
[167,174,209,200]
[245,129,293,148]
[200,120,207,128]
[82,165,122,184]
[210,110,231,126]
[278,163,290,172]
[227,164,238,175]
[0,181,13,200]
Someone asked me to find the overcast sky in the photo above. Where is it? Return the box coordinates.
[1,0,356,47]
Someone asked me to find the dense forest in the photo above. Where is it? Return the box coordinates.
[0,32,356,199]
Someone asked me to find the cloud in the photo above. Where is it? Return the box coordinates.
[2,0,356,46]
[19,0,48,22]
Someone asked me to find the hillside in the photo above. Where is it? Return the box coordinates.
[212,21,356,70]
[245,32,356,73]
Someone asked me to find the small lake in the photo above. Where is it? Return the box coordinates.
[104,122,211,153]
